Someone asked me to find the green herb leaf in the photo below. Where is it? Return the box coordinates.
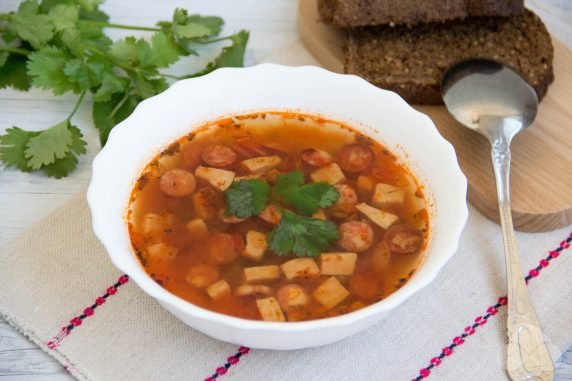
[92,92,140,145]
[10,0,54,49]
[24,120,73,169]
[42,150,78,178]
[93,71,129,102]
[0,52,9,68]
[48,4,78,32]
[224,179,270,218]
[192,30,249,77]
[141,31,186,68]
[0,53,31,90]
[268,210,339,257]
[274,170,339,214]
[0,127,38,171]
[27,46,80,94]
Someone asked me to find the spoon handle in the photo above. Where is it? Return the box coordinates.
[490,137,554,381]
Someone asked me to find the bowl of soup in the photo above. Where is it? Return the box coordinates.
[87,64,467,350]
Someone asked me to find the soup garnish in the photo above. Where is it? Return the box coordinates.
[128,112,429,322]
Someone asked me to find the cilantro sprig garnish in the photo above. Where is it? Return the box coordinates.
[224,179,270,218]
[223,171,340,257]
[268,210,339,257]
[0,1,249,178]
[274,171,339,214]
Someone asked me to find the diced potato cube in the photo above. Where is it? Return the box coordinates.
[356,202,399,229]
[280,258,320,280]
[310,163,346,185]
[371,183,405,209]
[140,213,165,235]
[320,252,357,276]
[186,218,208,241]
[313,276,350,309]
[244,265,281,282]
[241,155,281,174]
[356,175,375,197]
[256,297,286,322]
[234,174,261,181]
[243,231,267,261]
[206,279,231,301]
[146,242,178,261]
[264,168,281,184]
[192,187,221,220]
[186,264,219,288]
[195,166,235,191]
[312,209,327,220]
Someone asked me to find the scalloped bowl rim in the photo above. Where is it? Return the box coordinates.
[87,64,467,335]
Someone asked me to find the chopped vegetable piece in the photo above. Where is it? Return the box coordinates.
[195,166,235,191]
[268,210,339,257]
[280,258,320,280]
[320,252,358,276]
[313,277,350,309]
[140,213,166,236]
[276,284,310,310]
[312,209,327,220]
[256,297,286,322]
[243,230,268,261]
[147,242,178,261]
[235,284,273,297]
[371,183,405,209]
[356,175,375,198]
[355,202,399,229]
[300,148,333,167]
[206,279,231,301]
[244,265,281,282]
[310,163,346,185]
[192,186,223,220]
[258,204,282,225]
[241,155,281,174]
[186,263,220,288]
[274,171,339,215]
[186,218,209,241]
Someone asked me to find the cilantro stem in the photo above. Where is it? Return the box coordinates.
[67,91,87,121]
[194,35,235,44]
[86,21,161,32]
[0,46,31,55]
[109,91,130,120]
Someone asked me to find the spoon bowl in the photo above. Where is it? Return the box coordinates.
[442,59,554,381]
[442,59,538,141]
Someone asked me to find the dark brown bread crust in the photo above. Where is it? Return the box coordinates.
[344,9,554,105]
[319,0,524,27]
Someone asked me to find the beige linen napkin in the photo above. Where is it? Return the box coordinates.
[0,192,570,381]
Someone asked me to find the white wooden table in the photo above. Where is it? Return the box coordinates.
[0,0,570,379]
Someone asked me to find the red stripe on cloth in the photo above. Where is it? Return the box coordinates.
[412,231,572,380]
[47,275,129,349]
[204,346,251,381]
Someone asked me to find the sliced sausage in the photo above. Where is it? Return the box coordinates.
[329,184,358,218]
[206,233,241,264]
[258,204,282,225]
[301,148,333,167]
[338,221,374,252]
[186,263,220,288]
[337,144,374,173]
[159,169,196,197]
[276,284,310,310]
[201,144,237,167]
[383,224,423,254]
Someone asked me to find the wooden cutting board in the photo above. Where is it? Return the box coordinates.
[298,0,572,232]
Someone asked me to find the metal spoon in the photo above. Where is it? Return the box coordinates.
[441,59,554,381]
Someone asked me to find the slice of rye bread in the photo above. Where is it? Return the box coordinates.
[345,9,554,105]
[318,0,523,27]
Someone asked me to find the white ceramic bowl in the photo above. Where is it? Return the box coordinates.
[87,64,467,350]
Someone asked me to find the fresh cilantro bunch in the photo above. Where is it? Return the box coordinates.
[0,0,249,178]
[224,171,340,257]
